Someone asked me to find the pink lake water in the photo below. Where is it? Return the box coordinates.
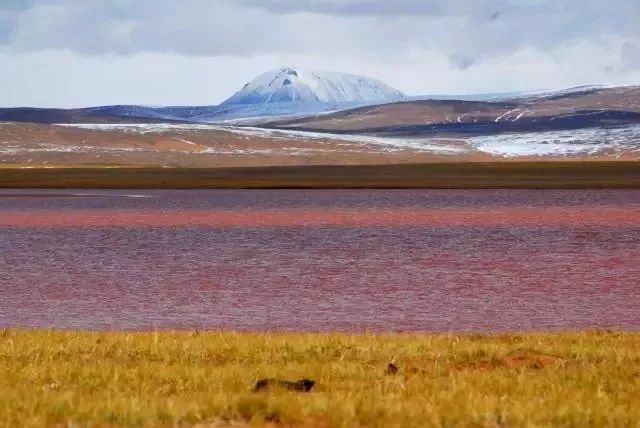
[1,189,640,332]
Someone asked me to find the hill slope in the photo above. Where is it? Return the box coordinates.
[266,85,640,135]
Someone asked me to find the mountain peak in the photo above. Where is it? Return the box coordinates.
[221,67,405,106]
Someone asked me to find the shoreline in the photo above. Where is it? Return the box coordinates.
[2,161,640,189]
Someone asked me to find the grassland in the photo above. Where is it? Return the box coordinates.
[1,162,640,189]
[2,330,640,427]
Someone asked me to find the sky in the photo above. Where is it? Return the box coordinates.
[1,0,639,108]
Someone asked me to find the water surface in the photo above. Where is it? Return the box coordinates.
[1,189,639,332]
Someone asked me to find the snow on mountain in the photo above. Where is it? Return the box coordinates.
[83,105,221,122]
[221,67,405,106]
[407,86,611,103]
[507,85,609,101]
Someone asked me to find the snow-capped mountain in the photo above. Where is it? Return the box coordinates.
[68,68,406,123]
[222,67,405,106]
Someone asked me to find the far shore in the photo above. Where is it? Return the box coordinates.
[2,161,640,189]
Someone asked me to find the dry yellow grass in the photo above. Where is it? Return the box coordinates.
[1,330,640,427]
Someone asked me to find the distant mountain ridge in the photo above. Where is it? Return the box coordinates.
[0,68,637,130]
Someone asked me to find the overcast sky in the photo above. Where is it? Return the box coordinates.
[2,0,639,108]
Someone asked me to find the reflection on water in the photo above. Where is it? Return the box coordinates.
[1,189,640,332]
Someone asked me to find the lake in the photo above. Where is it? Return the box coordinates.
[1,189,639,332]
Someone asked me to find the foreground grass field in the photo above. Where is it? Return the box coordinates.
[2,330,640,427]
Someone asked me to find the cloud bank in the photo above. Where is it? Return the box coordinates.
[1,0,639,107]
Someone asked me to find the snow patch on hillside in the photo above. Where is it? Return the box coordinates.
[469,125,640,157]
[56,123,640,158]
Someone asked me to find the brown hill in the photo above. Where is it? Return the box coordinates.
[265,86,640,135]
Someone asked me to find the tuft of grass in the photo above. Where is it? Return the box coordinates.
[1,330,640,427]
